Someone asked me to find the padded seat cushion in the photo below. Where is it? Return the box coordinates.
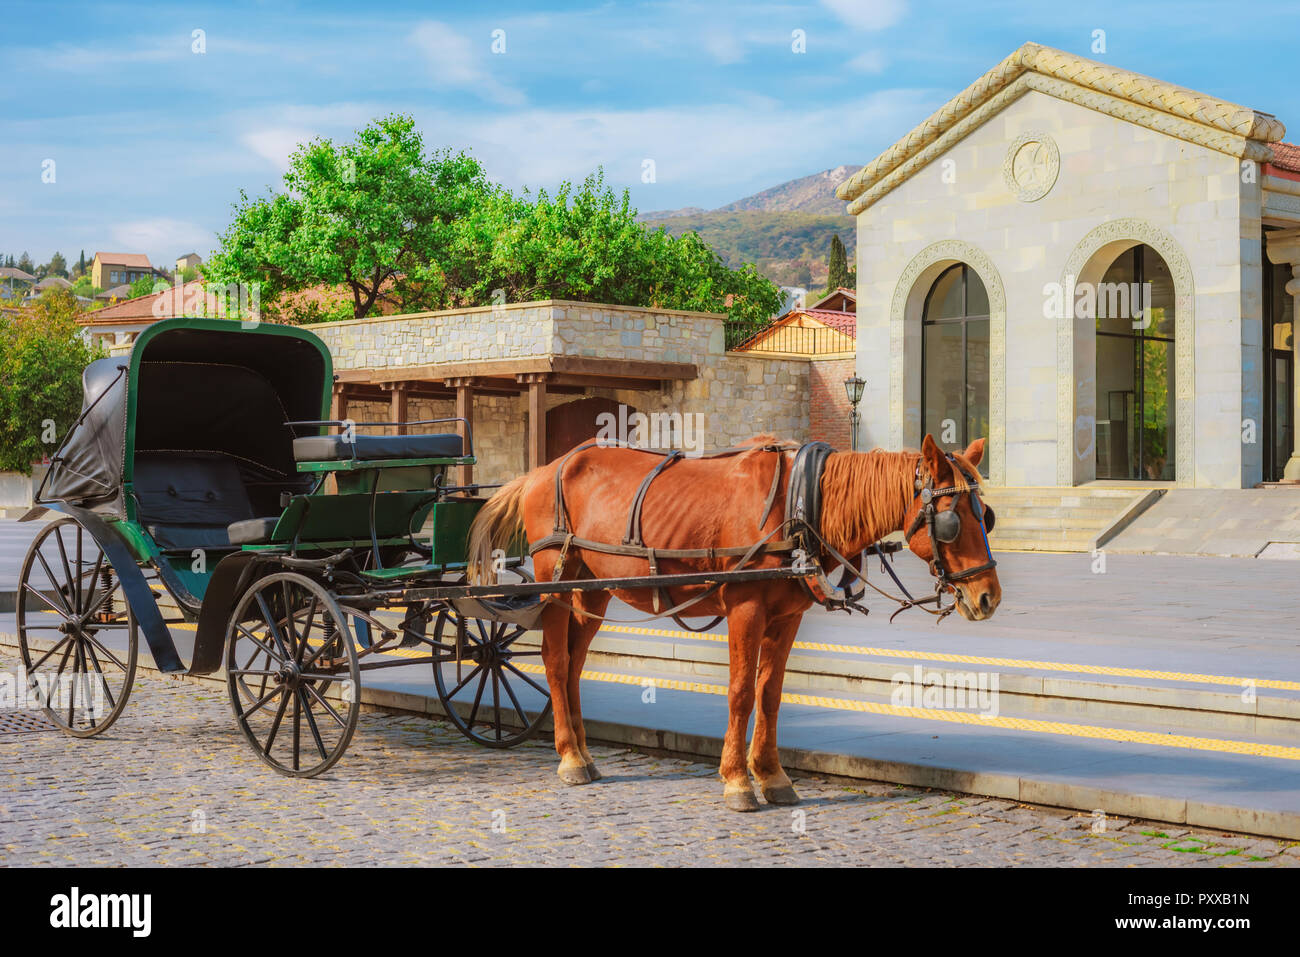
[133,452,255,550]
[227,516,280,546]
[292,433,464,462]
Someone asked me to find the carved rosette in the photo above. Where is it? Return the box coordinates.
[1003,130,1060,203]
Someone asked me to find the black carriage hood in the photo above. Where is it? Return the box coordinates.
[37,356,130,514]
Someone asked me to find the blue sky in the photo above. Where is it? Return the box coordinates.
[3,0,1298,268]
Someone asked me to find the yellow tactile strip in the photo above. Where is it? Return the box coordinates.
[506,663,1300,763]
[595,624,1300,692]
[28,613,1299,761]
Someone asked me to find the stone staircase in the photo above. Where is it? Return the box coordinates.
[981,485,1164,552]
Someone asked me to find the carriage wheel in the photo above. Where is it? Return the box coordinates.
[432,608,551,748]
[225,572,360,777]
[15,517,139,737]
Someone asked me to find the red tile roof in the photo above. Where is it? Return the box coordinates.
[803,308,857,337]
[1269,142,1300,173]
[80,280,216,324]
[94,251,152,268]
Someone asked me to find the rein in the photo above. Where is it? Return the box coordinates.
[524,441,995,627]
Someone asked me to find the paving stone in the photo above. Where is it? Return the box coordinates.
[0,648,1295,867]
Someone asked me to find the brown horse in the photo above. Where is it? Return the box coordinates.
[467,433,1001,811]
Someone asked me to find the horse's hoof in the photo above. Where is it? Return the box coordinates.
[762,784,800,806]
[585,762,602,781]
[558,764,592,786]
[724,787,761,812]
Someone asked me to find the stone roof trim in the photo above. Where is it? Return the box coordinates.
[837,42,1287,207]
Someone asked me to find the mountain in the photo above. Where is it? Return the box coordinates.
[716,164,858,215]
[637,166,859,290]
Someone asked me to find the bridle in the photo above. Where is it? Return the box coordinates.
[904,453,998,594]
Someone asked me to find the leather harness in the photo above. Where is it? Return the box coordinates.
[527,440,995,626]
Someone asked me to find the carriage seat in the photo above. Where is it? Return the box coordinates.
[134,452,257,551]
[226,516,280,546]
[292,433,464,463]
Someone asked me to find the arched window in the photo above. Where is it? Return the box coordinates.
[1095,244,1176,481]
[922,263,989,474]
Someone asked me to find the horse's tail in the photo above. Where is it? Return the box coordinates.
[466,473,532,585]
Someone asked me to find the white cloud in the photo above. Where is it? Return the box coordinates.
[109,218,217,262]
[240,127,317,172]
[410,20,525,106]
[847,50,887,73]
[821,0,907,31]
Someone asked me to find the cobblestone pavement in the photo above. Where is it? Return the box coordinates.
[1,653,1298,867]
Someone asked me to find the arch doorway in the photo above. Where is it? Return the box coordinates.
[921,263,990,475]
[1094,244,1176,481]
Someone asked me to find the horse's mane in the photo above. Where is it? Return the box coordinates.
[819,449,919,553]
[818,446,982,552]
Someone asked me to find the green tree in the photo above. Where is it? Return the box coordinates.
[0,289,101,474]
[826,233,850,292]
[207,114,783,332]
[46,251,68,278]
[129,274,164,298]
[206,114,495,319]
[17,251,34,275]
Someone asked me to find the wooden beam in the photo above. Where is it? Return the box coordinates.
[336,354,698,386]
[521,373,548,470]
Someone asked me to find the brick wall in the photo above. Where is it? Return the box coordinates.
[809,355,858,449]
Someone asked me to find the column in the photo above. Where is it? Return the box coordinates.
[446,376,476,487]
[1265,229,1300,480]
[383,382,409,435]
[518,373,548,471]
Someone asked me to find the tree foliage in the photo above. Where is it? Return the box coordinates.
[206,114,783,333]
[0,289,101,474]
[826,234,850,292]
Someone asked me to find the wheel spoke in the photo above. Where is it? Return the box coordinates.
[302,682,347,728]
[467,667,489,727]
[237,624,286,664]
[29,633,73,671]
[82,639,117,711]
[297,689,328,760]
[498,668,532,728]
[446,663,484,699]
[255,592,291,662]
[502,661,550,698]
[491,668,502,742]
[241,682,284,720]
[80,550,107,616]
[32,549,74,617]
[292,690,301,772]
[24,582,69,617]
[52,525,75,609]
[262,686,291,752]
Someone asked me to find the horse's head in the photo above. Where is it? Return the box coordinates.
[902,435,1001,621]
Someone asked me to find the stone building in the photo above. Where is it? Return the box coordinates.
[310,301,810,486]
[838,42,1300,490]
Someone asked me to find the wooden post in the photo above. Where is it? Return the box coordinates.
[520,373,548,471]
[330,383,348,424]
[385,382,409,435]
[448,377,476,487]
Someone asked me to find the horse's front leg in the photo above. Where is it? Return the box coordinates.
[720,595,766,812]
[749,611,803,805]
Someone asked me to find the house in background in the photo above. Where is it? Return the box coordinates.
[732,287,858,447]
[91,252,164,290]
[78,279,217,348]
[0,265,36,300]
[175,252,202,274]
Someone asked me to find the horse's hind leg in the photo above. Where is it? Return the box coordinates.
[566,592,609,781]
[538,601,590,786]
[720,595,765,812]
[748,613,802,806]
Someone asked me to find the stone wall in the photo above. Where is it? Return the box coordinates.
[309,302,808,486]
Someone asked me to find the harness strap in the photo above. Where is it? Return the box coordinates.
[624,450,682,546]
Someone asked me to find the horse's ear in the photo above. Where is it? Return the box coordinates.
[964,437,986,468]
[921,434,952,482]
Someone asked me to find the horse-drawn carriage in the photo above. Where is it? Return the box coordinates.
[17,317,999,804]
